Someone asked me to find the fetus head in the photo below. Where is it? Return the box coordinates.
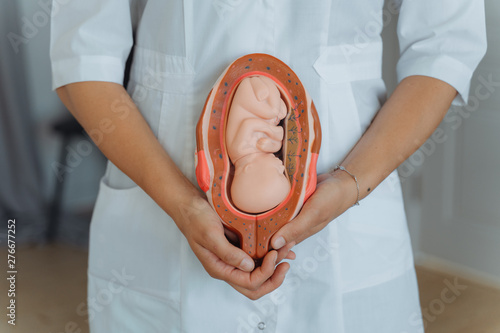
[230,154,291,214]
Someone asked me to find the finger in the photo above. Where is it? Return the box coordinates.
[285,250,296,260]
[233,250,278,290]
[200,227,255,273]
[230,262,290,300]
[271,204,320,249]
[223,250,279,291]
[275,241,296,263]
[193,242,265,288]
[195,249,275,293]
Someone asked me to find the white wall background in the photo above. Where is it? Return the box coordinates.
[382,0,500,287]
[414,0,500,287]
[13,0,105,211]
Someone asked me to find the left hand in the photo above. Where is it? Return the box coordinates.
[270,171,358,250]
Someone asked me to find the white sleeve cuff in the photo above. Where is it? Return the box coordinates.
[51,55,126,90]
[397,54,474,107]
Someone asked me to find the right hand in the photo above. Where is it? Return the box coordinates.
[173,194,295,300]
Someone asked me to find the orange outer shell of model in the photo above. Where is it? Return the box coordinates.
[195,53,322,261]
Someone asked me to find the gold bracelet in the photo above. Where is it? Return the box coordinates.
[333,165,360,206]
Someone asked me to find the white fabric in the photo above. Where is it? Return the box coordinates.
[50,1,486,332]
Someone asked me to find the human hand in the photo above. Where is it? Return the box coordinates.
[270,171,357,250]
[174,194,295,300]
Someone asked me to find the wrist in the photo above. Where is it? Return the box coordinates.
[164,185,208,227]
[141,168,207,228]
[330,166,360,208]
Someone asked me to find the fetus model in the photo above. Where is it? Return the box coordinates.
[225,76,291,213]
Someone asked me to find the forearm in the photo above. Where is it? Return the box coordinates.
[336,75,458,203]
[56,81,202,225]
[270,75,458,247]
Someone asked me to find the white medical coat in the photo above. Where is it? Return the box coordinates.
[50,1,486,332]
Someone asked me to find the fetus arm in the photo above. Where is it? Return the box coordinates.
[230,118,284,160]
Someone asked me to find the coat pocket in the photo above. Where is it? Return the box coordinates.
[311,43,383,172]
[130,46,199,179]
[313,42,383,84]
[130,47,196,94]
[157,90,198,180]
[88,177,183,302]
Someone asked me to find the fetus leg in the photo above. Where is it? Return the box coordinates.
[245,76,288,122]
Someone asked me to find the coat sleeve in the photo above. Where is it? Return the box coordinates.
[396,0,487,105]
[50,0,135,90]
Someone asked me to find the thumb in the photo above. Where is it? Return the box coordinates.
[204,230,256,272]
[271,206,318,250]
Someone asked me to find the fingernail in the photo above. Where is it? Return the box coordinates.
[239,258,254,272]
[273,237,286,250]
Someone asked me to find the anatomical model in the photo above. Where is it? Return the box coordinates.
[225,76,291,213]
[196,53,322,259]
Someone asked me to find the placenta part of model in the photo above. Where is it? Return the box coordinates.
[226,76,291,213]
